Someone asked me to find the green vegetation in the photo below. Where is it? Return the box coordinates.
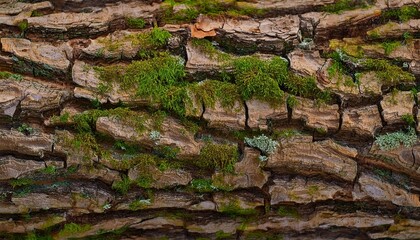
[97,28,171,57]
[322,0,371,14]
[197,142,238,173]
[94,55,187,116]
[189,178,217,192]
[10,178,33,188]
[220,200,258,217]
[190,80,241,111]
[30,10,44,17]
[0,71,23,81]
[215,231,233,239]
[277,206,300,219]
[111,175,132,195]
[382,6,420,22]
[161,0,265,24]
[381,41,400,55]
[374,127,417,151]
[401,114,415,126]
[51,112,70,124]
[58,223,91,238]
[361,58,415,85]
[18,19,29,33]
[41,166,57,175]
[126,17,146,29]
[129,198,152,210]
[286,95,298,109]
[155,145,180,160]
[232,56,286,105]
[272,129,301,139]
[191,39,231,61]
[373,168,392,178]
[245,134,279,155]
[17,123,34,135]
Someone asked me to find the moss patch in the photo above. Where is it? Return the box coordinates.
[197,142,238,173]
[161,0,265,24]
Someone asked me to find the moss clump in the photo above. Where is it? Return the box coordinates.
[127,28,172,49]
[72,108,150,134]
[17,19,28,32]
[198,142,238,173]
[189,178,217,192]
[94,55,188,116]
[381,41,400,55]
[10,178,33,188]
[322,0,371,14]
[285,74,331,102]
[0,71,23,81]
[126,17,146,29]
[361,59,415,85]
[129,198,152,210]
[219,200,258,217]
[401,114,415,126]
[231,56,287,105]
[161,0,265,24]
[190,80,241,110]
[111,175,132,195]
[382,6,420,22]
[191,38,231,62]
[58,223,91,238]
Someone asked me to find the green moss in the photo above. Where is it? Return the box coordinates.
[126,17,146,29]
[18,19,28,32]
[189,178,217,192]
[17,123,34,135]
[41,166,57,175]
[191,39,231,61]
[161,0,265,24]
[0,71,23,81]
[129,198,152,210]
[361,58,415,85]
[382,6,420,22]
[285,74,331,103]
[401,114,415,126]
[198,142,238,173]
[58,223,91,238]
[215,231,233,239]
[367,29,381,39]
[219,200,258,218]
[286,95,298,109]
[322,0,371,14]
[232,56,286,105]
[381,41,400,55]
[10,178,33,189]
[111,175,132,195]
[373,168,392,178]
[30,10,44,17]
[272,129,301,139]
[95,55,188,116]
[155,145,180,160]
[277,206,300,219]
[190,80,241,110]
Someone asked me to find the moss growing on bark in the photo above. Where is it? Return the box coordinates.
[197,142,239,173]
[231,56,287,105]
[361,58,415,85]
[161,0,265,24]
